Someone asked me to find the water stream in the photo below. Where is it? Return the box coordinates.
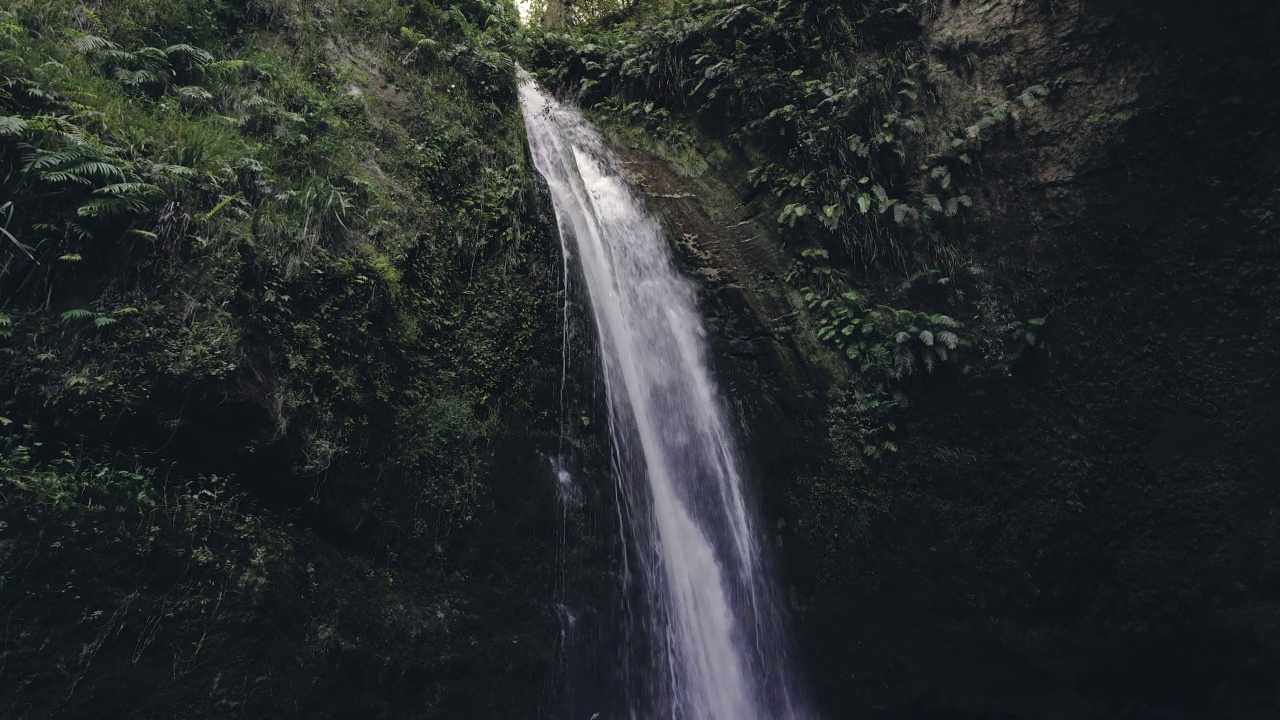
[519,76,813,720]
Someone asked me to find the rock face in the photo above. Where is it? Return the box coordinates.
[2,1,1277,718]
[598,1,1280,717]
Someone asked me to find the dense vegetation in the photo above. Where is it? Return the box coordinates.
[525,0,1280,716]
[3,0,1277,717]
[525,0,1056,503]
[0,0,583,716]
[0,0,547,522]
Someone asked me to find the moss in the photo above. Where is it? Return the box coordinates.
[0,0,580,716]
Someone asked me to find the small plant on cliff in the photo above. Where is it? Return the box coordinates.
[791,247,967,383]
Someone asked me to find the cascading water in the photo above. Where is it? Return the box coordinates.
[519,76,814,720]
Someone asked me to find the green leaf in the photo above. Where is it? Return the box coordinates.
[856,194,871,214]
[60,309,94,322]
[0,115,27,136]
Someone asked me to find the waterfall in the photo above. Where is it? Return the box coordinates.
[519,77,814,720]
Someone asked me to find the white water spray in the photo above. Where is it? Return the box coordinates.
[519,76,814,720]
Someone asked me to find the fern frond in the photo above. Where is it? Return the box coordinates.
[173,85,213,103]
[8,79,54,102]
[0,115,26,136]
[58,161,126,182]
[164,44,214,67]
[38,170,94,185]
[893,344,915,379]
[96,48,136,65]
[203,191,242,220]
[147,162,197,178]
[202,59,247,78]
[60,308,94,322]
[77,197,147,218]
[28,143,98,170]
[114,68,164,87]
[241,95,273,109]
[72,34,119,53]
[94,182,161,197]
[132,47,169,65]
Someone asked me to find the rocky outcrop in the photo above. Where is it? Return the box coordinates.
[594,1,1280,717]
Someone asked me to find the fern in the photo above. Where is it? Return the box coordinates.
[173,85,213,103]
[37,171,93,185]
[202,59,247,79]
[113,68,164,88]
[29,141,127,188]
[29,144,99,170]
[72,35,120,53]
[203,191,242,220]
[893,343,915,378]
[163,44,214,67]
[94,182,161,197]
[132,47,169,64]
[47,161,126,183]
[60,309,94,322]
[77,197,148,218]
[0,115,26,136]
[7,79,53,103]
[147,162,197,179]
[96,48,136,65]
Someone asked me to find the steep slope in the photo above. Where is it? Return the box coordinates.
[0,1,599,717]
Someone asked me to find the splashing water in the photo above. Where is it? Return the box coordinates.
[519,76,814,720]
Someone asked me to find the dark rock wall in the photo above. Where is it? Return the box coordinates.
[602,1,1280,717]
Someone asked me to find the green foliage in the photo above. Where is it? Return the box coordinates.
[524,1,1059,467]
[528,0,979,266]
[0,0,555,539]
[790,248,965,382]
[0,424,158,511]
